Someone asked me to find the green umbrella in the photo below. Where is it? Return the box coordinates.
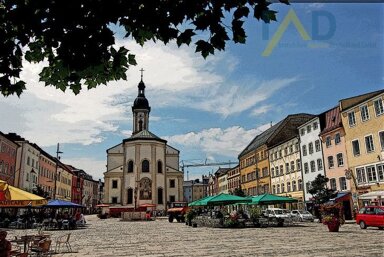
[204,193,251,206]
[249,193,298,205]
[188,195,214,207]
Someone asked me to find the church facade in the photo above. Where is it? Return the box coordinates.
[103,78,183,210]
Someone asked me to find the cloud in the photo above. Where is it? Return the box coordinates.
[251,104,273,116]
[62,157,106,180]
[164,123,271,158]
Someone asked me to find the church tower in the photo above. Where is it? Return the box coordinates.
[132,69,151,135]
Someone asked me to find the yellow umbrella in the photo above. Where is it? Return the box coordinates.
[0,179,47,207]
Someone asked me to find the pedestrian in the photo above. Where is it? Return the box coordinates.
[0,230,11,257]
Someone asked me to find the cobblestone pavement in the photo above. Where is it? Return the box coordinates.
[6,215,384,257]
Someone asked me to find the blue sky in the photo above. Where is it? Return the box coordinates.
[0,3,382,181]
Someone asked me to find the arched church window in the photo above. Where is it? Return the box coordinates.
[128,161,134,173]
[142,160,149,173]
[157,187,163,204]
[127,188,133,204]
[157,160,162,173]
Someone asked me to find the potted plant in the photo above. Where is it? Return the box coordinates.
[320,203,345,232]
[185,209,196,226]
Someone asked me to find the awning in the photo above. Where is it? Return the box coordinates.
[358,191,384,200]
[44,199,84,208]
[249,194,298,205]
[330,192,351,202]
[0,179,47,207]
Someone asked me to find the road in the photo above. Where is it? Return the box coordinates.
[7,215,384,257]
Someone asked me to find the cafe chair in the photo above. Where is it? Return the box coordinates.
[55,233,72,253]
[29,238,53,257]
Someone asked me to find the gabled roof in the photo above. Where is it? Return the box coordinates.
[339,89,384,112]
[319,106,342,136]
[239,113,314,157]
[123,130,167,143]
[214,167,230,176]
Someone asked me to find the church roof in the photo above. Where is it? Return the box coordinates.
[123,130,167,143]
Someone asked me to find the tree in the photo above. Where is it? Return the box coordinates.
[233,187,246,197]
[32,185,50,199]
[0,0,289,96]
[308,174,336,205]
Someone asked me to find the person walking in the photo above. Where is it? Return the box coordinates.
[0,230,11,257]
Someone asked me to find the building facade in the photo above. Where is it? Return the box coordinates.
[340,90,384,205]
[38,150,56,199]
[104,78,183,210]
[227,165,240,194]
[183,179,205,203]
[0,132,19,185]
[216,168,230,194]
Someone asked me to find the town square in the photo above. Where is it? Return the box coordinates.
[4,215,384,257]
[1,1,384,257]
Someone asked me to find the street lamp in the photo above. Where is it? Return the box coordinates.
[53,143,63,200]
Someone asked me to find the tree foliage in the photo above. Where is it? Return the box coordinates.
[308,174,336,205]
[32,185,50,199]
[0,0,288,96]
[233,187,246,197]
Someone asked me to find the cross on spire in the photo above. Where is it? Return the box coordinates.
[140,68,145,81]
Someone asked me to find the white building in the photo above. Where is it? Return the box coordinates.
[104,78,183,210]
[298,116,326,206]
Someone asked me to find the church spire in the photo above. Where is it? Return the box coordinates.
[132,69,151,134]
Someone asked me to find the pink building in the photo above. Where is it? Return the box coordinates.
[320,106,353,219]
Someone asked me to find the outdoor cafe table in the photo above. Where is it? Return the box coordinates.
[11,234,51,253]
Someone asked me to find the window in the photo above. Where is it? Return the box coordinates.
[27,156,30,166]
[356,167,366,184]
[289,145,293,153]
[336,153,344,167]
[300,128,305,136]
[302,145,307,156]
[158,188,163,204]
[296,159,301,170]
[272,185,276,194]
[169,195,176,203]
[315,140,321,152]
[328,156,334,169]
[330,179,337,190]
[373,98,384,116]
[285,163,290,174]
[127,160,134,173]
[277,184,280,194]
[348,112,356,127]
[111,197,118,204]
[365,135,374,152]
[281,183,285,193]
[280,165,283,175]
[271,168,275,177]
[307,125,311,133]
[157,160,163,173]
[335,133,341,144]
[308,142,314,154]
[170,179,176,188]
[310,161,316,173]
[339,177,347,190]
[379,131,384,150]
[360,105,370,121]
[112,180,118,189]
[295,142,299,152]
[298,179,303,190]
[275,166,279,176]
[142,160,150,172]
[317,158,323,171]
[279,150,282,158]
[326,136,332,147]
[352,140,360,156]
[304,163,309,174]
[377,164,384,181]
[313,122,318,130]
[284,147,288,156]
[290,161,295,171]
[287,182,291,192]
[127,188,133,204]
[292,181,297,191]
[366,166,377,182]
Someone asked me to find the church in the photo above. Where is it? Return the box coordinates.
[103,74,184,211]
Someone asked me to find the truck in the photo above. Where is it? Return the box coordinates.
[167,202,189,223]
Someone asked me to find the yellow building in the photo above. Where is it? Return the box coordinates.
[340,90,384,205]
[239,114,314,197]
[55,162,72,201]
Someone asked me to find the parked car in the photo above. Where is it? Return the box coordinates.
[263,208,291,226]
[355,205,384,229]
[290,210,315,222]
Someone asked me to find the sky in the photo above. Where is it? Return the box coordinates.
[0,3,383,181]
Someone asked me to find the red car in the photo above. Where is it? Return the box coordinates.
[355,206,384,229]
